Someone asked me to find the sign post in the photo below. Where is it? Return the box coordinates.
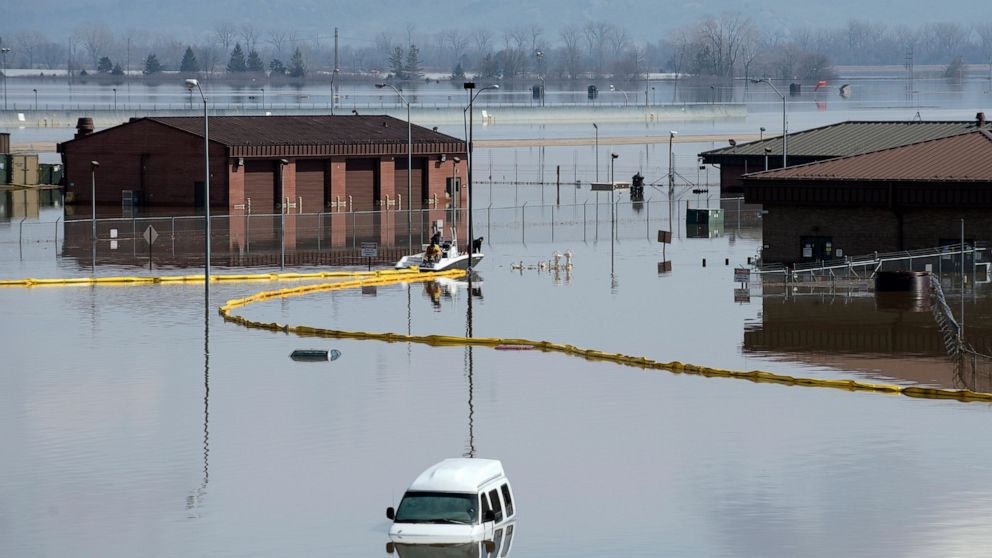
[361,241,378,271]
[142,225,159,271]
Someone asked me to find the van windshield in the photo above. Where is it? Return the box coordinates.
[394,491,478,524]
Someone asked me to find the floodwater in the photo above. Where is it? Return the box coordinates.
[3,78,992,557]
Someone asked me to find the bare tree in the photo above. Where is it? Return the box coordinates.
[583,22,612,77]
[559,25,583,79]
[977,23,992,80]
[239,24,258,54]
[472,28,492,55]
[213,22,235,52]
[74,23,115,67]
[268,31,288,61]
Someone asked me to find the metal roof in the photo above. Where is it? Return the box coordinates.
[408,459,505,493]
[701,120,991,159]
[743,130,992,182]
[147,115,463,147]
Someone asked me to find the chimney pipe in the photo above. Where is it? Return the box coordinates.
[978,112,986,128]
[75,117,94,139]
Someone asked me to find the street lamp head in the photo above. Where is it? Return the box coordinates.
[184,78,199,91]
[453,157,460,163]
[669,130,678,136]
[611,153,619,159]
[90,161,99,169]
[279,159,289,165]
[593,123,598,129]
[464,81,476,90]
[491,84,500,90]
[375,83,386,89]
[750,78,763,84]
[729,139,736,147]
[760,127,766,132]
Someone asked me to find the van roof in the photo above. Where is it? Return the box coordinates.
[408,459,505,493]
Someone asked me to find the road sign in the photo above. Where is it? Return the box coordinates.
[142,225,159,245]
[657,230,672,244]
[361,242,378,258]
[734,288,751,303]
[734,267,750,283]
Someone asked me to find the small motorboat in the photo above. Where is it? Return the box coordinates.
[396,227,484,272]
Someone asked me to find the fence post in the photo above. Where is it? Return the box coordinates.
[583,201,587,242]
[521,202,526,243]
[551,205,555,242]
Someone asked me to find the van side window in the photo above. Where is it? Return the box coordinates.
[481,493,491,519]
[488,489,503,522]
[500,484,514,517]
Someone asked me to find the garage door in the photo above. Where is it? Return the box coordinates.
[296,159,326,212]
[394,158,426,209]
[346,159,376,211]
[244,160,276,212]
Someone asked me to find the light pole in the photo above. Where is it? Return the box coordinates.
[668,131,677,226]
[1,47,10,111]
[593,123,599,181]
[375,83,413,253]
[535,50,545,107]
[112,88,117,111]
[464,81,500,268]
[752,78,787,167]
[764,147,772,171]
[610,153,620,277]
[759,126,765,141]
[259,88,264,110]
[90,161,99,241]
[330,68,340,115]
[33,88,37,110]
[184,78,210,293]
[279,158,288,270]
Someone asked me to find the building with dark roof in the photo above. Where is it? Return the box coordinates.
[57,115,467,212]
[700,115,991,194]
[742,130,992,263]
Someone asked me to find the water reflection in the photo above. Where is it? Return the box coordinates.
[185,307,210,517]
[745,285,992,390]
[465,275,476,458]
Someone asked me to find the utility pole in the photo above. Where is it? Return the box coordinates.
[334,28,339,77]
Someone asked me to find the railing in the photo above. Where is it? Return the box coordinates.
[758,243,989,280]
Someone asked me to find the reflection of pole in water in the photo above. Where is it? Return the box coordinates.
[464,277,476,459]
[187,306,210,516]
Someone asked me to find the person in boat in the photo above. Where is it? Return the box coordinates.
[426,230,442,264]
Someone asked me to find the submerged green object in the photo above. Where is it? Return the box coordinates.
[290,349,342,362]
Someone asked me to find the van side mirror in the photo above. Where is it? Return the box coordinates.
[386,542,395,554]
[484,540,496,553]
[386,507,395,520]
[484,510,496,523]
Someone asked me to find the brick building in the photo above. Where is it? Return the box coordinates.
[58,115,467,212]
[700,116,991,195]
[743,130,992,264]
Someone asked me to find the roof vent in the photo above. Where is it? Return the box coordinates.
[978,112,986,128]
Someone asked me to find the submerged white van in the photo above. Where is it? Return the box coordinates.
[387,458,516,551]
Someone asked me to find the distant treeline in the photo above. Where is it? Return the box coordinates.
[2,16,991,82]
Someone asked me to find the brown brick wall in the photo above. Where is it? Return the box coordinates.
[62,120,228,206]
[762,205,992,263]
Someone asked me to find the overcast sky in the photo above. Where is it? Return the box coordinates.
[4,0,990,44]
